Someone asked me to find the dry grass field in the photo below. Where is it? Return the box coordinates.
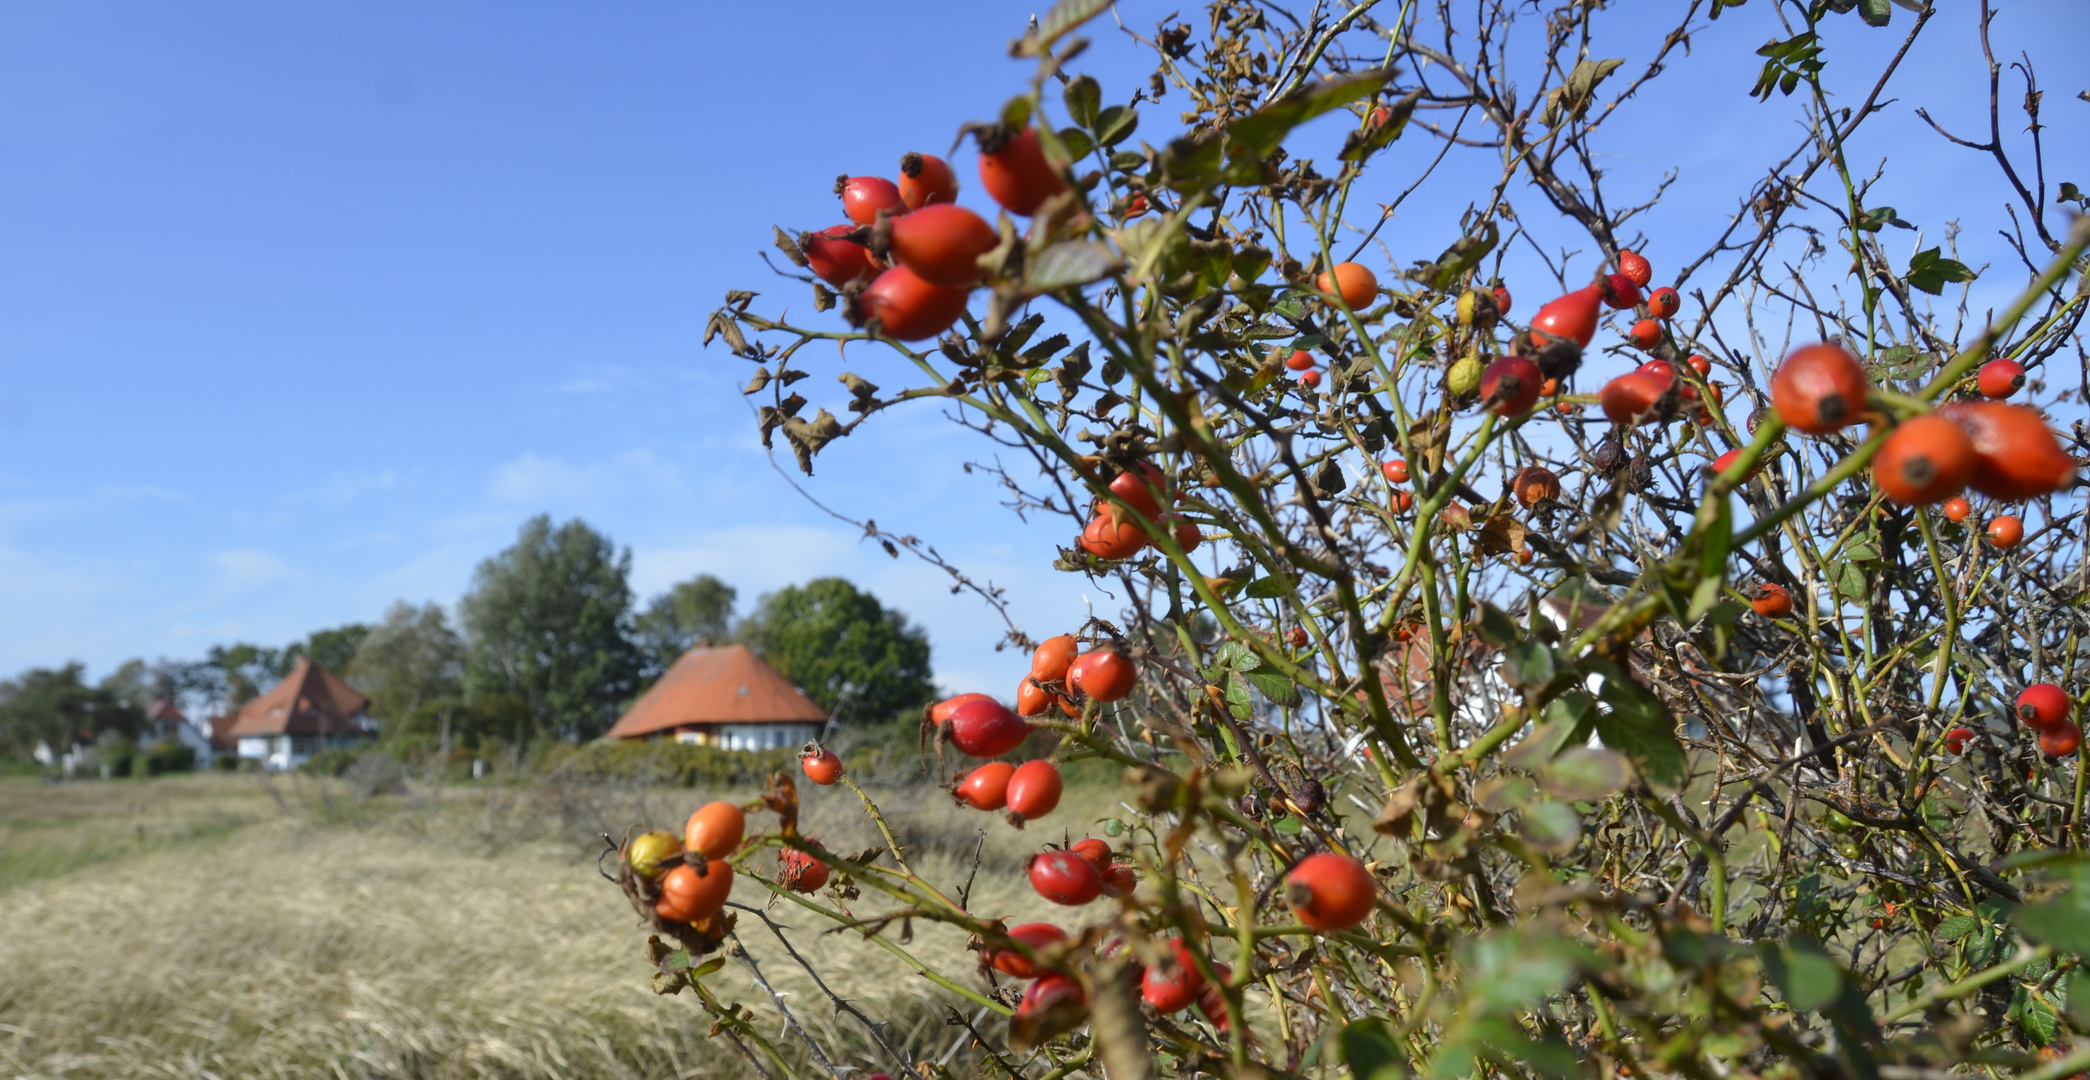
[0,768,1122,1079]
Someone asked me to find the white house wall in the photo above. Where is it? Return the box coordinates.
[691,724,822,752]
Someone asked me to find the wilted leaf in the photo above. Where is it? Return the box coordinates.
[1476,514,1527,556]
[1541,58,1624,127]
[1089,954,1150,1080]
[779,409,848,474]
[743,368,772,395]
[773,226,806,267]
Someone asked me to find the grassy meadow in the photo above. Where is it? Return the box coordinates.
[0,766,1126,1079]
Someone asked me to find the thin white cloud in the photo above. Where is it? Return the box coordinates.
[487,449,684,504]
[283,469,404,507]
[208,548,302,589]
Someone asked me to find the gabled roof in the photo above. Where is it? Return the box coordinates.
[147,699,186,722]
[225,658,373,738]
[605,644,827,740]
[208,715,239,752]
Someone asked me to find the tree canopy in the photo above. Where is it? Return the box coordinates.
[736,577,933,723]
[0,663,143,758]
[633,573,737,679]
[351,602,465,725]
[459,515,642,741]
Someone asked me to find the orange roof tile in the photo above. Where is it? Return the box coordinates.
[606,644,827,740]
[147,699,186,722]
[225,657,373,738]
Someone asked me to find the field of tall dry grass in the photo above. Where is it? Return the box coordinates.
[0,768,1111,1079]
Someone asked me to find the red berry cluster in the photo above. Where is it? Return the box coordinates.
[797,130,1073,342]
[1075,460,1201,561]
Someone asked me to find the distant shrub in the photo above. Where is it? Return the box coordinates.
[140,742,196,776]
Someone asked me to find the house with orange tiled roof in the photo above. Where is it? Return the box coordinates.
[606,644,827,751]
[143,698,215,768]
[227,657,379,770]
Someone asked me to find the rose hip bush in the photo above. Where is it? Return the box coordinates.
[621,1,2090,1077]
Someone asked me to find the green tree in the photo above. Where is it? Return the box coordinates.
[634,574,737,678]
[459,515,641,741]
[736,578,932,723]
[0,664,144,760]
[198,643,283,709]
[286,623,371,675]
[350,602,465,727]
[98,658,195,711]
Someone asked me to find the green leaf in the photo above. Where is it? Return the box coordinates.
[1587,658,1687,789]
[1857,205,1915,232]
[2061,181,2086,207]
[1462,930,1585,1012]
[1027,241,1124,292]
[1505,693,1594,770]
[1271,814,1304,836]
[1057,127,1095,163]
[1751,32,1823,101]
[1094,105,1139,148]
[692,955,726,979]
[1474,774,1536,812]
[1000,95,1033,130]
[1340,1017,1407,1080]
[2022,993,2060,1046]
[1243,575,1287,600]
[1932,914,1980,943]
[1517,800,1582,854]
[1687,496,1733,621]
[1540,748,1633,801]
[1502,641,1557,693]
[1157,132,1224,192]
[2067,969,2090,1028]
[1409,221,1500,292]
[1474,601,1521,647]
[1227,68,1398,164]
[1907,247,1977,295]
[1761,939,1845,1013]
[1212,641,1255,671]
[1857,0,1891,27]
[1062,75,1101,128]
[1338,89,1421,163]
[1012,0,1112,57]
[1242,667,1302,707]
[1831,562,1868,604]
[2015,862,2090,956]
[1866,344,1937,381]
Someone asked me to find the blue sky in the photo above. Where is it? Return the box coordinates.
[2,1,2084,697]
